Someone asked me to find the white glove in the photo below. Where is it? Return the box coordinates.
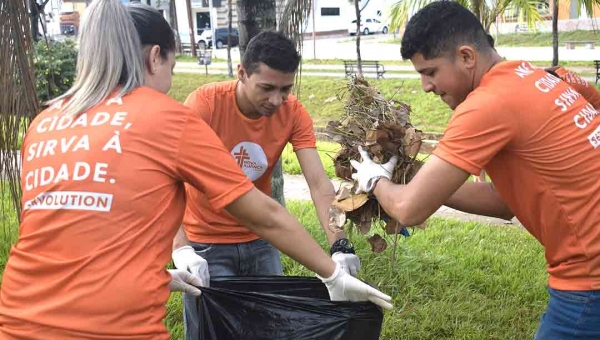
[332,252,361,277]
[168,269,203,296]
[172,245,210,288]
[318,262,393,310]
[350,147,398,194]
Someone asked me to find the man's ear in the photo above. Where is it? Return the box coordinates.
[237,64,246,83]
[457,45,476,70]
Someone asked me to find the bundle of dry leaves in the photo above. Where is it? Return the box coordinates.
[325,76,426,254]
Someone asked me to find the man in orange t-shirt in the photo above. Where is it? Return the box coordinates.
[351,2,600,339]
[173,31,362,340]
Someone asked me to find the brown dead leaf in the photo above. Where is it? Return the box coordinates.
[403,160,424,183]
[368,234,388,253]
[365,130,385,146]
[359,220,372,235]
[384,219,403,234]
[333,193,369,212]
[328,206,347,233]
[335,182,354,201]
[392,104,411,125]
[367,144,384,163]
[403,128,423,158]
[335,164,353,180]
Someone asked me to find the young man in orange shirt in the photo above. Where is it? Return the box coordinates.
[172,31,361,340]
[351,2,600,339]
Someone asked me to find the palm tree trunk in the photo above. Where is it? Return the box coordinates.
[227,0,234,77]
[354,0,363,76]
[237,0,285,206]
[552,0,559,66]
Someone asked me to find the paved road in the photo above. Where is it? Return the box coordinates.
[205,34,600,62]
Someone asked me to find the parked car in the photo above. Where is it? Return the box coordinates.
[347,18,388,36]
[59,11,80,36]
[198,28,240,49]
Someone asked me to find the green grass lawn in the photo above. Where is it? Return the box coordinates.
[281,140,340,178]
[169,73,453,132]
[164,200,548,340]
[495,30,600,47]
[0,187,19,280]
[385,29,600,47]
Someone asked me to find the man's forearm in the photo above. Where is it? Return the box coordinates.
[173,225,190,250]
[373,179,427,226]
[295,148,345,247]
[445,181,514,220]
[310,182,344,246]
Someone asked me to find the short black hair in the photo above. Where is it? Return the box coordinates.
[242,30,301,75]
[401,1,491,60]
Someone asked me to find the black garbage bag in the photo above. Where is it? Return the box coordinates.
[198,276,384,340]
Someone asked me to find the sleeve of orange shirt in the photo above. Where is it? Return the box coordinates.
[290,99,317,152]
[176,110,254,210]
[184,89,214,123]
[433,94,517,175]
[555,67,600,110]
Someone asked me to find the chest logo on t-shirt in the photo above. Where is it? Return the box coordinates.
[231,142,268,181]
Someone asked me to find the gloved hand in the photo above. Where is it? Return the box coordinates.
[318,262,393,310]
[172,245,210,288]
[332,252,361,277]
[350,147,398,194]
[168,269,203,296]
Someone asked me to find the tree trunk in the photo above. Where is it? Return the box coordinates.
[236,0,276,58]
[551,0,559,66]
[227,0,234,77]
[170,0,182,53]
[185,0,197,57]
[29,0,40,41]
[237,0,284,206]
[354,0,363,76]
[2,0,39,225]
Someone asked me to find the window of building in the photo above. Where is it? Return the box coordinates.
[321,7,340,16]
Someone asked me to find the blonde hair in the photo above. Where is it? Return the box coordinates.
[47,0,145,116]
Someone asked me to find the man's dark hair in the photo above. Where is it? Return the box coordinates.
[401,1,492,60]
[242,30,301,75]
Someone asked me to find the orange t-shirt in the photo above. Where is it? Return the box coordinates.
[0,87,254,339]
[434,61,600,290]
[554,67,600,109]
[182,80,316,243]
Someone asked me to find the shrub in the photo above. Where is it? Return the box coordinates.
[34,39,77,105]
